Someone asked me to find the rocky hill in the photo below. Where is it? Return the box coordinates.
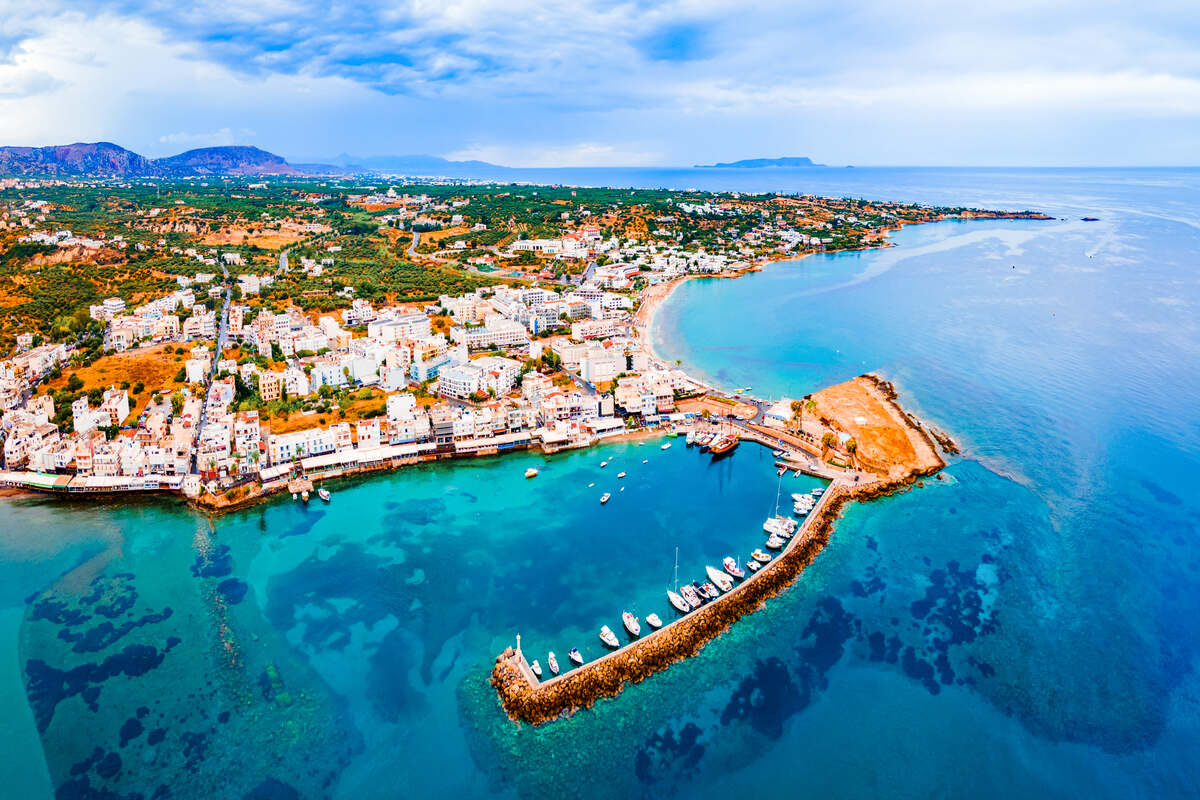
[0,142,333,177]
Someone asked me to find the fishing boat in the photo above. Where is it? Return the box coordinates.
[766,535,785,550]
[547,652,559,675]
[623,611,641,637]
[318,487,331,502]
[617,471,626,478]
[646,613,663,629]
[599,625,620,648]
[706,565,734,592]
[600,493,611,504]
[530,659,542,678]
[524,467,538,478]
[746,560,761,572]
[661,442,671,450]
[723,557,746,578]
[568,648,583,665]
[679,584,703,608]
[668,590,690,613]
[752,549,772,562]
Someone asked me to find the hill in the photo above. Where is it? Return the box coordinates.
[0,142,340,178]
[695,156,824,168]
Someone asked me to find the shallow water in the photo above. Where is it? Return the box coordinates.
[3,167,1199,799]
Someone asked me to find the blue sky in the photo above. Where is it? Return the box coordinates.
[0,1,1197,166]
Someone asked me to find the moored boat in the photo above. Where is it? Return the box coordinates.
[766,535,785,549]
[530,659,542,678]
[318,487,331,502]
[623,611,641,637]
[301,490,309,503]
[701,581,719,597]
[667,590,690,613]
[746,560,761,572]
[599,625,620,648]
[776,466,786,476]
[708,434,739,457]
[752,549,772,562]
[524,467,538,478]
[547,652,559,675]
[661,442,671,450]
[568,648,583,665]
[706,565,734,592]
[646,613,663,629]
[723,557,746,578]
[691,581,712,600]
[679,584,702,608]
[686,431,696,446]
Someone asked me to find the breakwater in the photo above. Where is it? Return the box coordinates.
[490,459,941,725]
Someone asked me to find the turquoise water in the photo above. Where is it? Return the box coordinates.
[3,168,1200,798]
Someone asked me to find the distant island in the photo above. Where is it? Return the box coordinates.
[695,157,825,169]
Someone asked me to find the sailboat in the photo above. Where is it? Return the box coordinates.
[667,546,691,614]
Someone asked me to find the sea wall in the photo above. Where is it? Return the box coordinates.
[490,464,941,725]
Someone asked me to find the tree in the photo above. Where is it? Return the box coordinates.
[821,432,835,450]
[174,367,187,382]
[170,390,184,416]
[790,399,804,431]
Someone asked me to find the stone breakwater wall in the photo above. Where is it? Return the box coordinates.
[490,466,941,725]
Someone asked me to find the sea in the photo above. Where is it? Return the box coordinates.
[2,166,1198,799]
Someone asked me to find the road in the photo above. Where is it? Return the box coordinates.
[191,260,232,474]
[277,248,290,276]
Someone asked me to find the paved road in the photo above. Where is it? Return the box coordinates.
[277,248,290,276]
[191,262,232,474]
[408,230,420,256]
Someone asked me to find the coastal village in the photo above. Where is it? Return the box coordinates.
[0,177,1015,506]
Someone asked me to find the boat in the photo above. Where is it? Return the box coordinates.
[791,493,809,502]
[746,560,761,572]
[548,652,559,675]
[679,584,702,608]
[723,557,746,578]
[772,449,784,457]
[776,466,786,476]
[600,493,611,504]
[766,535,785,550]
[691,581,711,601]
[318,487,331,502]
[599,625,619,648]
[623,611,641,637]
[701,582,719,597]
[812,487,825,496]
[617,471,626,478]
[752,549,772,562]
[642,459,648,463]
[646,613,663,629]
[568,648,583,665]
[530,659,542,678]
[686,431,695,446]
[661,442,671,450]
[666,430,679,437]
[525,467,539,478]
[667,590,690,613]
[793,469,802,477]
[619,487,625,492]
[706,565,733,592]
[291,492,297,500]
[708,434,739,457]
[600,460,608,468]
[301,490,309,503]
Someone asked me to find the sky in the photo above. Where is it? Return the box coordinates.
[0,1,1197,166]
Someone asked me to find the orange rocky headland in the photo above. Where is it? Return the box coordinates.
[491,376,947,725]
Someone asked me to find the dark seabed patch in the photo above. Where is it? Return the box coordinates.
[634,722,707,786]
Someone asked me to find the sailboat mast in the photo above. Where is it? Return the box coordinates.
[674,546,679,592]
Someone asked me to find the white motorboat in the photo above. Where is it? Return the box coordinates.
[766,535,785,550]
[547,652,559,675]
[701,582,719,598]
[791,493,808,502]
[706,565,734,592]
[746,560,761,572]
[752,549,772,563]
[679,584,703,608]
[530,659,542,678]
[661,442,671,450]
[623,611,641,637]
[667,590,690,613]
[686,431,695,446]
[291,492,297,499]
[723,557,746,578]
[600,460,608,468]
[812,487,825,496]
[318,487,331,502]
[600,493,611,504]
[525,467,538,478]
[642,459,649,463]
[599,625,620,648]
[646,613,663,629]
[588,482,594,487]
[568,648,583,665]
[617,471,626,478]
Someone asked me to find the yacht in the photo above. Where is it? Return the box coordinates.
[623,611,641,637]
[691,581,712,601]
[680,584,702,608]
[751,549,772,562]
[524,467,538,479]
[317,487,331,502]
[746,560,761,572]
[723,557,746,578]
[646,613,663,629]
[568,648,583,665]
[530,659,542,678]
[667,590,690,613]
[706,565,734,592]
[600,493,611,504]
[547,652,559,675]
[701,582,719,598]
[599,625,620,648]
[617,471,626,479]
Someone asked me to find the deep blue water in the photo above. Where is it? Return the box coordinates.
[2,167,1199,799]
